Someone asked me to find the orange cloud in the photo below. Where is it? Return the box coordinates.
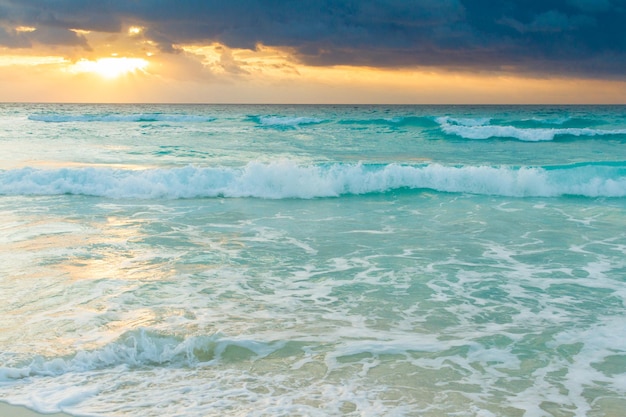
[1,34,625,103]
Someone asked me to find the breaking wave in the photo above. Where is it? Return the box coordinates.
[436,116,626,141]
[1,161,625,199]
[0,329,281,380]
[252,116,325,128]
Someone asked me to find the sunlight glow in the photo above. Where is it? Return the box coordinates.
[0,55,68,66]
[128,26,143,35]
[15,26,36,32]
[70,57,149,78]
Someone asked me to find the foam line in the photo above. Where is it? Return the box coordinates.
[436,116,626,141]
[1,162,625,199]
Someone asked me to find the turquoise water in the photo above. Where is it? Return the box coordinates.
[0,104,625,416]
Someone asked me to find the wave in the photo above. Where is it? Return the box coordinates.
[0,328,442,381]
[337,116,438,128]
[251,115,438,128]
[436,116,626,141]
[514,117,605,129]
[27,112,617,137]
[28,113,217,123]
[0,329,281,380]
[252,116,325,128]
[1,161,625,199]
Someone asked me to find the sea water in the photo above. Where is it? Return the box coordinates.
[0,104,625,417]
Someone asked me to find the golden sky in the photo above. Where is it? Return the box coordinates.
[1,19,625,104]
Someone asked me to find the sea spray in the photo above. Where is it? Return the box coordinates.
[1,162,625,198]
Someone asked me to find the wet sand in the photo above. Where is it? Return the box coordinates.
[0,402,73,417]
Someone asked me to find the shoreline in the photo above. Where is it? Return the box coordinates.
[0,402,74,417]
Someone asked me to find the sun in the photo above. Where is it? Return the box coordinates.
[70,57,149,79]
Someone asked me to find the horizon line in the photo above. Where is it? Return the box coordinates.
[2,102,626,106]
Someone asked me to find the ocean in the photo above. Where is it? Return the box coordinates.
[0,104,625,417]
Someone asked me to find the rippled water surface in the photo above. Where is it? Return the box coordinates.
[1,104,625,416]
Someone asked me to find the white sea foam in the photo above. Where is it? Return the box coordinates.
[439,116,492,127]
[28,113,216,123]
[257,116,324,127]
[525,116,572,125]
[2,104,626,417]
[0,329,283,381]
[1,162,625,199]
[436,116,626,141]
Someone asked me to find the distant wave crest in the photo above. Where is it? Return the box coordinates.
[436,116,626,141]
[1,161,625,199]
[254,116,324,128]
[27,112,624,140]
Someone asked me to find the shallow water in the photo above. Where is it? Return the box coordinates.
[1,104,625,416]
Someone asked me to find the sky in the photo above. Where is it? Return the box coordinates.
[1,0,625,104]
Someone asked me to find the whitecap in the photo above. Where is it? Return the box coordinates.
[1,162,625,199]
[436,116,626,141]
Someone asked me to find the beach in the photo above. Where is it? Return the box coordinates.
[0,403,72,417]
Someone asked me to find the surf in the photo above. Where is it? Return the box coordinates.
[1,161,625,199]
[436,116,626,141]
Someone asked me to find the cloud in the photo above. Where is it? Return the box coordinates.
[0,25,89,49]
[567,0,612,13]
[0,26,32,48]
[0,0,122,32]
[31,26,90,48]
[500,10,596,34]
[0,0,625,78]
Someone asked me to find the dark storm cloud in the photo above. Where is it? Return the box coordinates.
[0,27,31,48]
[1,0,625,78]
